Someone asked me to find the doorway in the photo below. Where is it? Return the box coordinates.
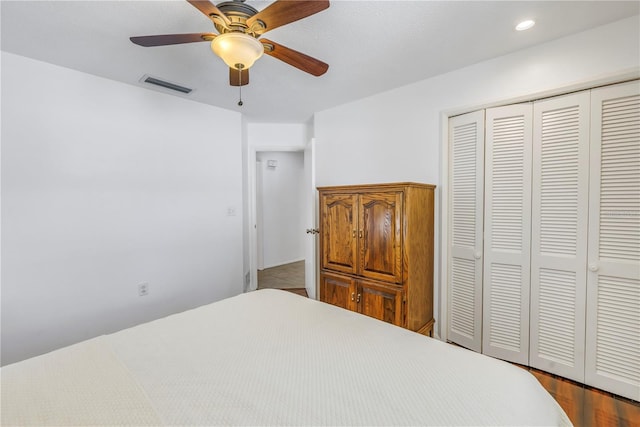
[256,151,306,291]
[248,141,317,298]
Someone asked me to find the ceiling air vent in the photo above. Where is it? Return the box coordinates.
[141,75,193,94]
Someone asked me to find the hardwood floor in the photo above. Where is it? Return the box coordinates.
[258,261,305,290]
[280,288,308,298]
[257,261,308,297]
[526,367,640,427]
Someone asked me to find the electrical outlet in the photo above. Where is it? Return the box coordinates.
[138,283,149,296]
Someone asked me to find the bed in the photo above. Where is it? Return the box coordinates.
[1,289,571,426]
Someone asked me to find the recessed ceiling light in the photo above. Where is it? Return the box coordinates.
[516,19,536,31]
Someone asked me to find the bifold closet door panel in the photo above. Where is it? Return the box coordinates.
[482,104,532,365]
[530,91,590,383]
[585,81,640,401]
[448,110,485,352]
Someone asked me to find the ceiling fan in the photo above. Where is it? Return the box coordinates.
[130,0,329,87]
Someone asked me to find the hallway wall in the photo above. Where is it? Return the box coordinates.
[256,151,305,268]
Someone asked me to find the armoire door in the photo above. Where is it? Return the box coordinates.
[585,81,640,401]
[358,192,403,284]
[320,271,357,311]
[320,193,358,275]
[530,91,590,383]
[482,104,532,365]
[358,280,404,326]
[447,110,485,352]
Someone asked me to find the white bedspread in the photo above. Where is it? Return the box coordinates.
[1,336,161,426]
[2,289,572,426]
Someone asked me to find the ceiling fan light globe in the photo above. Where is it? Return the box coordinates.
[211,33,264,70]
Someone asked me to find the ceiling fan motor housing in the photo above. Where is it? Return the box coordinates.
[214,1,265,36]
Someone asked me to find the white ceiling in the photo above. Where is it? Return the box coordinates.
[2,1,639,123]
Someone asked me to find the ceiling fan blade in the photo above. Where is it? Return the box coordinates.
[130,33,216,47]
[230,68,249,86]
[247,0,329,35]
[186,0,231,27]
[261,39,328,76]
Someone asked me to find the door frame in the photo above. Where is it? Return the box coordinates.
[247,144,317,294]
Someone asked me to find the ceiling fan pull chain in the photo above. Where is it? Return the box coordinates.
[238,66,244,107]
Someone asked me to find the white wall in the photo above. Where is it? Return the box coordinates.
[313,16,640,338]
[257,151,305,268]
[1,52,244,365]
[247,123,309,149]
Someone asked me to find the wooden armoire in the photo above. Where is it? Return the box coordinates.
[318,182,435,336]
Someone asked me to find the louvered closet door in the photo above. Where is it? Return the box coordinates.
[483,104,532,365]
[585,81,640,401]
[448,111,485,352]
[530,91,590,382]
